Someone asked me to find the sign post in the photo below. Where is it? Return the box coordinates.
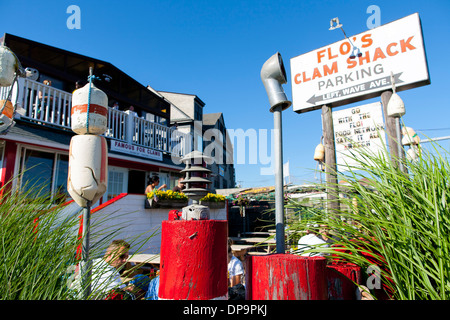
[322,105,339,215]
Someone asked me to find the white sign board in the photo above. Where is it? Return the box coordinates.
[332,102,386,172]
[290,13,429,113]
[111,140,163,161]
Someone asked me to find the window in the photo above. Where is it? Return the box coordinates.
[54,154,69,196]
[106,167,128,201]
[20,148,69,200]
[194,103,202,121]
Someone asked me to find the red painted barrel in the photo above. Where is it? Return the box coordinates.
[159,220,228,300]
[245,254,327,300]
[326,263,361,300]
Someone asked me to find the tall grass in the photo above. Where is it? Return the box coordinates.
[287,142,450,300]
[0,184,81,299]
[0,182,158,300]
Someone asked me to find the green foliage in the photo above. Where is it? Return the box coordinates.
[288,142,450,300]
[0,186,80,299]
[0,182,158,300]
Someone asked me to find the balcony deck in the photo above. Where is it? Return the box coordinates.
[1,78,193,158]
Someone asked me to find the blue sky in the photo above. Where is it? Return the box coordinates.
[2,0,450,188]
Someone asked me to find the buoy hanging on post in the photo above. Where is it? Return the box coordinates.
[401,126,420,145]
[313,143,325,162]
[71,82,108,135]
[0,45,25,134]
[0,99,14,131]
[67,135,108,207]
[0,45,18,87]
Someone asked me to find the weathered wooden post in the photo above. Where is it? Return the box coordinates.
[327,263,361,300]
[158,151,228,300]
[321,104,340,216]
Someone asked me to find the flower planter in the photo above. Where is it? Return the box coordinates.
[145,198,188,209]
[199,201,226,209]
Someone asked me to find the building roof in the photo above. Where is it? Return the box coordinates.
[5,121,73,149]
[202,112,223,126]
[157,91,205,107]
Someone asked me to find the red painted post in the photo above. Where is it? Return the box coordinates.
[327,263,361,300]
[158,220,228,300]
[245,254,327,300]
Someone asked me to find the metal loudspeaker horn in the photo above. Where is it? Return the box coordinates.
[261,52,292,113]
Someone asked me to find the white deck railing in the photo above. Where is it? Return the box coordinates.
[1,78,193,158]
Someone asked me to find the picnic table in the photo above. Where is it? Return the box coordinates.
[128,254,160,265]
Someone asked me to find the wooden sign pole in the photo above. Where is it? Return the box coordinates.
[321,105,340,216]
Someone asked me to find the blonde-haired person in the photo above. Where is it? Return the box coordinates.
[70,239,134,299]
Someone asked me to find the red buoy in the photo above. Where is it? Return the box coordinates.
[245,254,327,300]
[159,220,228,300]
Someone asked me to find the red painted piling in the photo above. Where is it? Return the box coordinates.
[327,263,361,300]
[158,220,228,300]
[245,254,328,300]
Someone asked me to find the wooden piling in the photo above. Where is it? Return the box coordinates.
[327,263,361,300]
[158,220,228,300]
[245,254,327,300]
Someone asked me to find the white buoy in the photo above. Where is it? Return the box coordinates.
[71,82,108,135]
[314,143,325,162]
[67,135,108,207]
[0,46,17,87]
[401,126,420,145]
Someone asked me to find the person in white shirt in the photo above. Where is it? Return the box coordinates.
[227,242,244,287]
[297,224,329,257]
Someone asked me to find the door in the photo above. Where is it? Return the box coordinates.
[158,172,170,191]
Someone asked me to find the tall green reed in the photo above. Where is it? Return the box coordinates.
[0,183,81,299]
[0,180,158,300]
[287,141,450,300]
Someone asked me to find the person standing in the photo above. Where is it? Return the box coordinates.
[172,177,185,193]
[145,176,167,194]
[227,241,244,287]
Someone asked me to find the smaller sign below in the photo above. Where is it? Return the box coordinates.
[111,140,163,161]
[332,102,386,172]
